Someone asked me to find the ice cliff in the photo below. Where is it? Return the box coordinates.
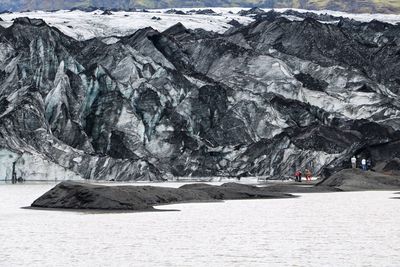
[0,10,399,181]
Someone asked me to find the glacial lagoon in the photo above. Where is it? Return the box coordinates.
[0,182,399,266]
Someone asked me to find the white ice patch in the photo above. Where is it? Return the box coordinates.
[72,157,83,163]
[101,37,120,45]
[0,43,14,66]
[0,149,19,180]
[0,8,399,41]
[115,105,145,142]
[0,9,253,41]
[0,149,82,181]
[146,138,175,158]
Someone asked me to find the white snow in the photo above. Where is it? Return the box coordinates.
[72,156,83,163]
[0,9,252,40]
[1,8,400,41]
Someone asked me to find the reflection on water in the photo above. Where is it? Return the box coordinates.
[0,183,399,266]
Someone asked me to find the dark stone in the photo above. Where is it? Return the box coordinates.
[238,7,265,16]
[227,19,242,27]
[189,9,217,15]
[101,10,113,15]
[383,159,400,173]
[356,84,375,93]
[294,73,328,92]
[13,17,47,26]
[165,9,186,15]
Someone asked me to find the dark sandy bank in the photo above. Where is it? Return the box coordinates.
[317,169,400,191]
[31,181,295,211]
[262,184,340,193]
[391,192,400,199]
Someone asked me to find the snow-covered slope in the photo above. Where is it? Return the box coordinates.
[1,8,400,41]
[0,9,253,40]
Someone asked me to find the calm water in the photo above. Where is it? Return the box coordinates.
[0,183,399,266]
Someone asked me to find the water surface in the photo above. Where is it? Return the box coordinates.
[0,183,399,266]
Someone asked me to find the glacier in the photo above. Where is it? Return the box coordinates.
[1,8,400,41]
[0,8,399,181]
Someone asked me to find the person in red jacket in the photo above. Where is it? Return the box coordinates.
[294,170,302,182]
[305,169,312,182]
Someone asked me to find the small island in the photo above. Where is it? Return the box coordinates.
[31,181,296,211]
[31,169,400,211]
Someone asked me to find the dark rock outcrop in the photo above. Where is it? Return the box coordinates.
[238,7,266,16]
[317,169,400,191]
[227,19,242,28]
[382,159,400,175]
[101,10,113,15]
[31,181,294,210]
[12,17,47,26]
[189,9,217,15]
[262,184,340,193]
[165,9,186,15]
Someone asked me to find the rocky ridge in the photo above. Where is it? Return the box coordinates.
[2,1,400,14]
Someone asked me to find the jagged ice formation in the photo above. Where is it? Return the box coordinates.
[0,10,400,181]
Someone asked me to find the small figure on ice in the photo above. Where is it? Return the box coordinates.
[305,169,312,182]
[361,158,367,171]
[351,156,357,168]
[294,170,302,182]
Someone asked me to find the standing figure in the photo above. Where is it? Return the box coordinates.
[351,156,357,169]
[367,159,372,171]
[294,170,302,182]
[305,169,312,182]
[12,162,17,184]
[361,158,367,171]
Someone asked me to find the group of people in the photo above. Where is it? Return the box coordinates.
[292,156,371,182]
[294,169,312,182]
[351,156,371,171]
